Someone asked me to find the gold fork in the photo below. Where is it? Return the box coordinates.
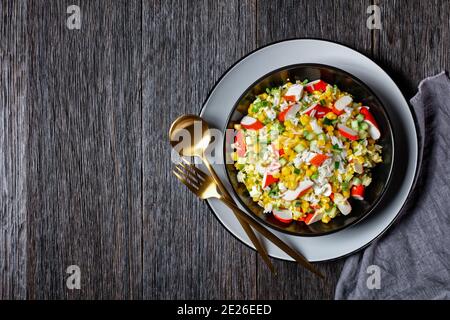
[173,160,324,279]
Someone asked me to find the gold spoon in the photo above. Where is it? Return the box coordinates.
[169,114,276,274]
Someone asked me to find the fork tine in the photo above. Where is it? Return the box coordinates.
[177,161,208,184]
[180,157,208,180]
[177,161,200,179]
[174,165,200,189]
[173,170,200,195]
[175,163,202,186]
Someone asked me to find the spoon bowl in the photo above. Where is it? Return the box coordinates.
[169,114,211,158]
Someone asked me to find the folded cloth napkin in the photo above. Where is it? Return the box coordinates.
[335,72,450,300]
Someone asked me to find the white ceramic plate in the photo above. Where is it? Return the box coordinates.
[199,39,419,262]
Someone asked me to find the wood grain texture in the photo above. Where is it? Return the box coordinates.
[26,0,142,299]
[374,0,450,98]
[1,0,448,300]
[255,0,373,300]
[141,0,257,299]
[0,0,28,299]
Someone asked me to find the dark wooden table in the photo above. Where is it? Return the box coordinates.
[1,0,449,299]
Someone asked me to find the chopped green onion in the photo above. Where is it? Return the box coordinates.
[302,79,309,84]
[323,118,332,126]
[277,122,285,133]
[294,200,302,207]
[334,161,340,169]
[294,168,301,175]
[359,131,368,139]
[320,99,326,106]
[332,144,341,150]
[311,172,319,180]
[342,181,349,191]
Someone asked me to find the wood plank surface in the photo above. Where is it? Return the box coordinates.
[0,0,449,300]
[141,0,258,300]
[375,0,450,98]
[255,0,372,299]
[0,0,28,299]
[26,0,143,299]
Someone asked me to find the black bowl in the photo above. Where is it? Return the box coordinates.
[223,63,395,236]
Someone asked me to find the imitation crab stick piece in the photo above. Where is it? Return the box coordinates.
[284,84,304,102]
[234,130,246,157]
[273,209,293,223]
[332,95,353,115]
[301,104,329,118]
[310,153,328,166]
[282,180,314,201]
[337,123,359,141]
[305,80,328,93]
[331,193,352,215]
[240,116,264,130]
[271,143,285,157]
[360,107,381,140]
[278,104,300,122]
[304,210,325,225]
[262,172,279,188]
[351,184,365,200]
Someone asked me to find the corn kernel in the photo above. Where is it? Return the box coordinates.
[287,180,298,190]
[257,114,266,122]
[322,215,331,223]
[272,172,280,179]
[301,201,309,212]
[326,112,337,120]
[317,139,325,146]
[310,165,317,172]
[305,169,313,177]
[300,114,310,126]
[343,190,350,198]
[281,167,290,176]
[259,93,268,100]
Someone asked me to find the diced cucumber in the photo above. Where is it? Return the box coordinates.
[360,122,369,131]
[351,120,359,131]
[305,132,315,141]
[279,158,287,166]
[356,114,365,122]
[294,143,305,153]
[311,172,319,180]
[352,177,362,185]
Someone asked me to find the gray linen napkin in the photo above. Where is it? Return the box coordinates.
[335,72,450,300]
